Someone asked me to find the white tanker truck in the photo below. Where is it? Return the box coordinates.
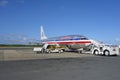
[79,40,119,56]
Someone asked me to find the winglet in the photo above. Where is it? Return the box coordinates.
[40,26,47,40]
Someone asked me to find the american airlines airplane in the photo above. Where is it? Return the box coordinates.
[40,26,92,50]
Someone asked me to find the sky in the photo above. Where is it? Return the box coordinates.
[0,0,120,44]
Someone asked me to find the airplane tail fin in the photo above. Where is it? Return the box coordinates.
[40,26,47,40]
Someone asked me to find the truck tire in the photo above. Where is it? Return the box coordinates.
[59,50,63,53]
[104,50,110,56]
[48,50,51,53]
[93,50,99,55]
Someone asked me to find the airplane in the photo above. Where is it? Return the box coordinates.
[40,26,92,50]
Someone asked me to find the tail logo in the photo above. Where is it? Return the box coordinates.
[40,26,47,40]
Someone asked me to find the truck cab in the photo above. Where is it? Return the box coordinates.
[91,40,119,56]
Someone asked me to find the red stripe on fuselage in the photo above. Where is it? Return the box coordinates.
[45,40,92,44]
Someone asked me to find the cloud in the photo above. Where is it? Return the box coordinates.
[0,33,39,44]
[0,0,25,7]
[116,38,120,42]
[0,0,8,7]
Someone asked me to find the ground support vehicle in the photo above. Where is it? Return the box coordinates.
[33,47,43,53]
[79,40,119,56]
[33,44,65,53]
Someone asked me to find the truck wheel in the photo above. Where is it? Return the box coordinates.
[104,50,110,56]
[48,50,51,53]
[59,50,63,53]
[93,50,99,55]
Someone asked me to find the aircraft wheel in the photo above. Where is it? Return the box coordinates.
[41,49,44,53]
[36,51,40,54]
[93,50,99,55]
[104,50,110,56]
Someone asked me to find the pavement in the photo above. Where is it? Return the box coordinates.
[0,56,120,80]
[0,47,94,61]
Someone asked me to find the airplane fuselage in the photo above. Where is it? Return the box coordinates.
[42,35,92,50]
[40,26,92,50]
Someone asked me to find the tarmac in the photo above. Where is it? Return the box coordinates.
[0,54,120,80]
[0,47,94,61]
[0,47,120,80]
